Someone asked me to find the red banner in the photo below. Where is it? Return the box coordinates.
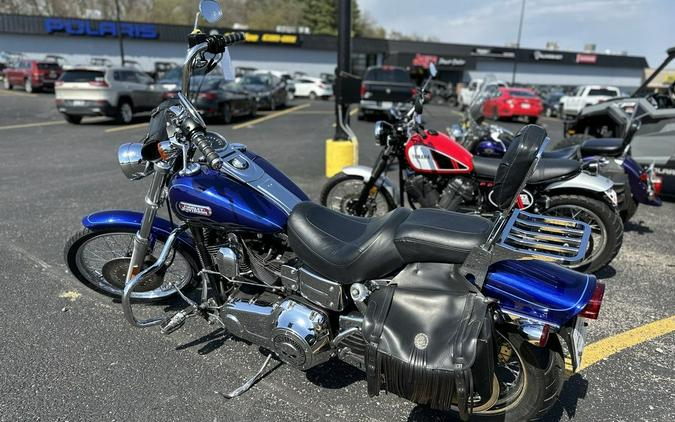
[576,53,597,64]
[412,53,438,68]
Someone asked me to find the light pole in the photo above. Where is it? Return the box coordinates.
[114,0,126,66]
[511,0,526,85]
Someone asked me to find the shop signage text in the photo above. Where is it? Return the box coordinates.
[576,53,597,64]
[412,54,466,68]
[471,48,515,59]
[533,50,563,61]
[44,18,158,39]
[437,57,466,67]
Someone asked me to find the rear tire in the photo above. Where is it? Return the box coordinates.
[116,100,134,124]
[467,332,564,422]
[64,114,82,124]
[320,172,396,217]
[24,78,33,93]
[544,194,623,273]
[221,102,233,124]
[622,197,639,222]
[64,227,198,302]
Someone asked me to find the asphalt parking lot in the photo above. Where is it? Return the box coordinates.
[0,87,673,422]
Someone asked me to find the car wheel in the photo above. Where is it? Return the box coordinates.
[545,108,552,117]
[528,116,538,124]
[249,101,258,117]
[64,114,82,124]
[24,78,33,93]
[3,78,11,90]
[116,100,134,124]
[269,97,276,111]
[221,103,233,124]
[309,91,318,100]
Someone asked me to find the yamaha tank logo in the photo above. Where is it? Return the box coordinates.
[44,18,158,39]
[178,202,212,217]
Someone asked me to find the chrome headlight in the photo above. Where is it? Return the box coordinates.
[118,142,153,180]
[449,124,464,140]
[374,121,392,146]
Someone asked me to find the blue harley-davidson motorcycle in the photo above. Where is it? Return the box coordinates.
[64,2,605,420]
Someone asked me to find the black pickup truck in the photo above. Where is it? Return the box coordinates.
[358,65,415,120]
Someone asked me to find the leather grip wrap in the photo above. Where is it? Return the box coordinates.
[205,32,246,54]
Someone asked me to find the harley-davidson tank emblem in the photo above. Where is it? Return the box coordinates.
[178,202,212,216]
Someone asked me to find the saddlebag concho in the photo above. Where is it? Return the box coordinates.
[362,263,494,421]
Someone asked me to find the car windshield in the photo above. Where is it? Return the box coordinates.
[241,74,271,86]
[364,67,411,83]
[160,66,223,83]
[588,88,618,96]
[509,89,536,98]
[37,62,60,70]
[60,70,105,82]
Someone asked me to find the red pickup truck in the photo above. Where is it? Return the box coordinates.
[2,60,62,93]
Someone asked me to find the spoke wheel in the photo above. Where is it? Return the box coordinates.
[66,228,195,301]
[546,204,606,269]
[320,173,395,217]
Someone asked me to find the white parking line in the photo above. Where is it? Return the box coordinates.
[0,120,65,131]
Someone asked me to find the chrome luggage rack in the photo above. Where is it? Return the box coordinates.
[498,209,591,264]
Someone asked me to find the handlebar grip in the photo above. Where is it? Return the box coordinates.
[205,32,246,54]
[193,132,223,169]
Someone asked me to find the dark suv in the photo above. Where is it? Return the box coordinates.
[2,60,62,93]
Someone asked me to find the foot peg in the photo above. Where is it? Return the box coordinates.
[220,353,274,399]
[160,309,193,335]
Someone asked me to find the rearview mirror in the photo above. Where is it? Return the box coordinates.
[429,63,437,78]
[199,0,223,23]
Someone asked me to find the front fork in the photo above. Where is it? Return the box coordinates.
[125,162,171,282]
[353,147,391,216]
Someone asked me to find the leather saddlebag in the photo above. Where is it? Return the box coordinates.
[362,263,494,421]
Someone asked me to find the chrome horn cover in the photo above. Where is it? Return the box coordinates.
[118,142,154,180]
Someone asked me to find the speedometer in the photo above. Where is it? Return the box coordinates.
[204,131,229,151]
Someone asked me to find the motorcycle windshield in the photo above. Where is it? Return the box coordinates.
[467,74,502,125]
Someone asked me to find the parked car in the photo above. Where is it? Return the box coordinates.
[293,76,333,99]
[427,80,454,104]
[358,65,415,120]
[482,86,543,123]
[2,59,62,93]
[543,91,565,117]
[55,67,162,124]
[162,78,257,123]
[239,72,288,110]
[253,70,295,102]
[458,78,507,110]
[0,51,26,80]
[559,85,620,118]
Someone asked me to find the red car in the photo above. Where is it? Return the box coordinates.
[482,87,542,123]
[2,60,62,93]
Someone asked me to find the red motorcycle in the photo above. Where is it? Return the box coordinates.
[321,68,623,273]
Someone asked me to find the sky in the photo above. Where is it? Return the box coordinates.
[359,0,674,68]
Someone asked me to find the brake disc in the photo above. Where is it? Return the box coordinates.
[101,257,166,292]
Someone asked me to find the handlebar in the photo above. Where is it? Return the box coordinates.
[193,131,222,169]
[182,32,246,95]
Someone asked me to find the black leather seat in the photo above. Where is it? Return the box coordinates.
[473,156,581,184]
[580,138,624,157]
[542,146,580,160]
[286,202,492,284]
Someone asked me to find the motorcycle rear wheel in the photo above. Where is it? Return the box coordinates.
[544,194,623,273]
[465,332,564,421]
[64,227,198,302]
[320,172,396,217]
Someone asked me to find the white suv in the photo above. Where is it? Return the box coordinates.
[293,76,333,100]
[55,67,162,124]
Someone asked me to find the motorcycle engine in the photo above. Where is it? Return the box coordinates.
[405,175,440,208]
[438,176,475,211]
[219,292,332,371]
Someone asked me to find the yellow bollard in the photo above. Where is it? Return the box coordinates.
[325,138,358,177]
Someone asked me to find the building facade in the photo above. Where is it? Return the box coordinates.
[0,14,648,89]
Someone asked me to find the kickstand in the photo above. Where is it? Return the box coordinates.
[219,353,275,399]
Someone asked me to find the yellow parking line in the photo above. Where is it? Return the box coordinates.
[450,109,464,117]
[104,122,148,133]
[566,314,675,375]
[0,120,65,131]
[349,108,358,116]
[232,103,310,130]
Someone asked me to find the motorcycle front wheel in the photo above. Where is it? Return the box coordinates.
[544,194,623,273]
[466,331,564,421]
[320,172,396,217]
[64,227,198,302]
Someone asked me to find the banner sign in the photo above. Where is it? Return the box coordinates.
[576,53,597,64]
[44,18,158,39]
[533,50,563,61]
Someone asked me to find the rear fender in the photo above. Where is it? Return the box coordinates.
[545,172,617,206]
[82,210,195,250]
[341,165,398,200]
[622,157,661,206]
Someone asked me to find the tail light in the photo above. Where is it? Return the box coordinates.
[89,79,109,87]
[360,84,367,98]
[641,171,663,196]
[411,87,417,97]
[198,92,218,101]
[580,281,605,319]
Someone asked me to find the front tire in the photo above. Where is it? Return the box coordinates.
[116,100,134,124]
[320,172,396,217]
[544,194,623,273]
[64,227,198,302]
[467,332,564,422]
[24,78,33,93]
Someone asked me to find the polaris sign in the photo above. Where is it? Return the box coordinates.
[44,18,158,39]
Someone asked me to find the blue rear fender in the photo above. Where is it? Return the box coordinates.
[484,259,596,327]
[82,210,196,250]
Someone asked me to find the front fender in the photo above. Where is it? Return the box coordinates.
[340,165,398,200]
[82,210,195,249]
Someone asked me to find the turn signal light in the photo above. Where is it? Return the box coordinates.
[580,282,605,320]
[360,84,367,98]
